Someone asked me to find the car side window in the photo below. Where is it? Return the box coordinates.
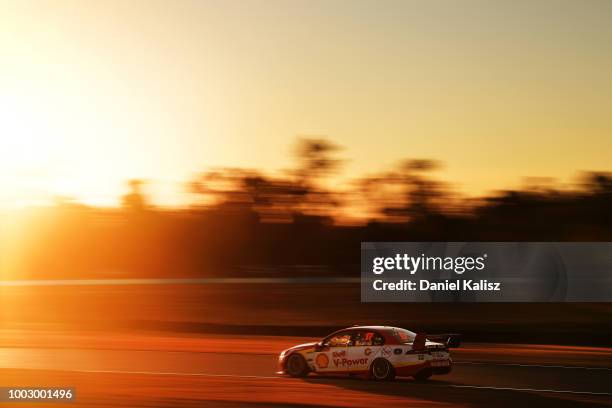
[351,331,385,346]
[352,331,369,346]
[372,333,385,346]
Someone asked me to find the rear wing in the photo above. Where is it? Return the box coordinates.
[426,333,461,348]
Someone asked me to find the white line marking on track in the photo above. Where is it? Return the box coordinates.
[455,361,612,371]
[72,369,612,396]
[449,384,612,396]
[78,369,280,380]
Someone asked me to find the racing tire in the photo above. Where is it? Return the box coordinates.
[413,369,433,381]
[370,358,395,381]
[285,353,309,377]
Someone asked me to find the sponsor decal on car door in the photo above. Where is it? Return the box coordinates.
[317,346,370,372]
[314,346,346,372]
[342,346,375,372]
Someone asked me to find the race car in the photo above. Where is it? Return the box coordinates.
[278,325,459,381]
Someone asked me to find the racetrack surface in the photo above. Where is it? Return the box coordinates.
[1,333,611,407]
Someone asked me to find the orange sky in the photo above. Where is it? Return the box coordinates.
[1,0,611,207]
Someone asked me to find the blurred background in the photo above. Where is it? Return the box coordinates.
[2,137,611,345]
[1,0,612,345]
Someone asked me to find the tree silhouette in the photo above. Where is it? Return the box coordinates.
[189,138,343,222]
[292,138,342,184]
[357,159,447,222]
[121,179,149,211]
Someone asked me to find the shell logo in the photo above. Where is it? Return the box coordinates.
[316,353,329,369]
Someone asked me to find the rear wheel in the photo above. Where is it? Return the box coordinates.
[370,358,395,381]
[285,354,309,377]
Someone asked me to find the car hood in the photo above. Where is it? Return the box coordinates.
[281,341,319,355]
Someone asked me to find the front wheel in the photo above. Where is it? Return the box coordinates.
[285,353,309,377]
[370,358,395,381]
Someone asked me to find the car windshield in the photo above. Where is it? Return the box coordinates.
[324,332,352,347]
[393,328,417,344]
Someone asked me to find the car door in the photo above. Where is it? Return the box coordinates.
[344,331,383,373]
[311,331,352,373]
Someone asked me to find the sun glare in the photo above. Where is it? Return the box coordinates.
[0,88,124,208]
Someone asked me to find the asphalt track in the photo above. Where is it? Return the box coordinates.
[1,334,611,407]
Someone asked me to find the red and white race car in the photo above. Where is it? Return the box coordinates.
[278,326,459,381]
